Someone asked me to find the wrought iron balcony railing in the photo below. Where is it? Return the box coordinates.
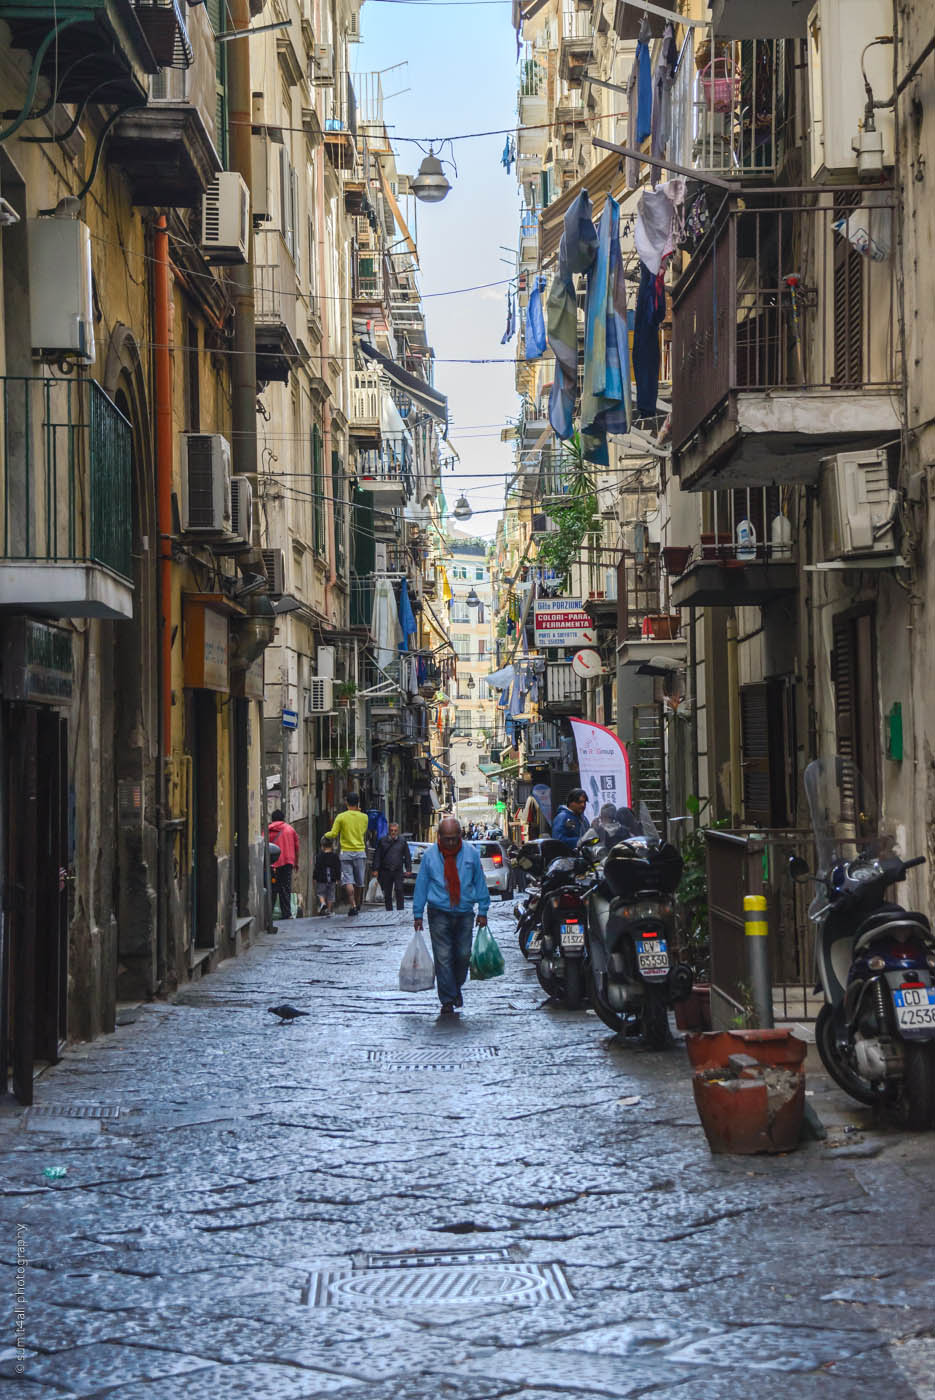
[0,376,132,582]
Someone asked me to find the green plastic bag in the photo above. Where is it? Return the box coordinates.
[469,923,505,980]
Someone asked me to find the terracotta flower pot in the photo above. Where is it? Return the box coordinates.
[685,1030,807,1156]
[674,983,712,1031]
[662,546,692,576]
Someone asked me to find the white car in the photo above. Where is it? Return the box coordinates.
[469,840,513,901]
[402,841,432,896]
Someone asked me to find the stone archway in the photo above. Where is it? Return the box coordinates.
[104,326,161,999]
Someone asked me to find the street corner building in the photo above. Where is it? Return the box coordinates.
[0,0,453,1101]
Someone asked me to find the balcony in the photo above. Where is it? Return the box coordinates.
[314,708,366,772]
[349,368,383,446]
[110,68,220,206]
[669,37,793,181]
[358,445,411,508]
[527,719,561,757]
[352,245,386,310]
[254,233,301,383]
[559,9,592,87]
[519,210,539,269]
[543,661,582,712]
[671,195,901,491]
[0,0,160,107]
[669,487,799,609]
[554,91,585,149]
[0,378,133,620]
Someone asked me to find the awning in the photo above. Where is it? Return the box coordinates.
[540,150,630,263]
[359,342,448,428]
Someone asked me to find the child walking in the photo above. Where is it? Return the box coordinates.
[313,838,342,916]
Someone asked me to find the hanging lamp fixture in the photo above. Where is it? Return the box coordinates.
[411,149,451,203]
[453,494,472,521]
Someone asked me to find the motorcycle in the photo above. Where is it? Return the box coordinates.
[791,756,935,1130]
[584,808,692,1048]
[535,847,594,1009]
[513,838,572,960]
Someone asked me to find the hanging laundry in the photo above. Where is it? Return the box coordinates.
[524,275,547,360]
[501,135,516,173]
[635,180,686,276]
[500,288,516,345]
[650,23,678,186]
[397,578,417,650]
[632,261,666,420]
[626,60,639,190]
[636,18,653,144]
[580,195,631,465]
[547,191,597,440]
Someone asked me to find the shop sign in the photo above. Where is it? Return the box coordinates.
[3,618,73,704]
[533,599,595,649]
[231,653,265,701]
[184,602,230,692]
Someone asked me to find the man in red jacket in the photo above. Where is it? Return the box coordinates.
[269,809,300,919]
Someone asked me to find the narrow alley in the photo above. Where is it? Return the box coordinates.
[5,908,935,1400]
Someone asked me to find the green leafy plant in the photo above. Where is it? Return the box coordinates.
[535,441,598,586]
[728,982,757,1029]
[676,794,729,980]
[334,679,358,702]
[335,748,353,775]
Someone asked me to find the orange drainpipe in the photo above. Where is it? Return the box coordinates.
[154,214,173,760]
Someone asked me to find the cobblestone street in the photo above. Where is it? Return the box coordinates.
[5,905,935,1399]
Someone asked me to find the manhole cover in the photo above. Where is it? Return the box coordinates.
[27,1104,120,1120]
[308,1253,571,1308]
[367,1047,500,1071]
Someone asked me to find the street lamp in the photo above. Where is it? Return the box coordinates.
[453,494,472,521]
[465,587,481,608]
[411,150,451,203]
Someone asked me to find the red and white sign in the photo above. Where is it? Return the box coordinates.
[569,718,631,824]
[533,599,595,649]
[571,647,604,678]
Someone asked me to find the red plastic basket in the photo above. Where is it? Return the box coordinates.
[700,59,739,114]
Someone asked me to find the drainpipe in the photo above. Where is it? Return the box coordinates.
[726,610,741,826]
[226,0,257,480]
[154,214,172,985]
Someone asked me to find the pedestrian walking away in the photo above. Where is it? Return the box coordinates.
[373,821,412,911]
[268,809,300,919]
[313,837,342,916]
[325,792,370,915]
[412,817,491,1015]
[551,787,588,850]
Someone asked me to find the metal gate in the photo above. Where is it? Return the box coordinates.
[631,703,665,832]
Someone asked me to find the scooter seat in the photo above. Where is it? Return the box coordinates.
[853,904,932,954]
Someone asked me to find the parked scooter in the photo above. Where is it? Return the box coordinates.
[513,838,571,960]
[584,808,692,1047]
[792,757,935,1130]
[535,847,595,1009]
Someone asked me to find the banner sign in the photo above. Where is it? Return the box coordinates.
[569,718,631,824]
[533,599,595,649]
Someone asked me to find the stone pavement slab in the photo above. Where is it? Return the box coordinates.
[3,904,935,1398]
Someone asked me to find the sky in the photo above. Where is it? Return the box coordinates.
[355,0,520,539]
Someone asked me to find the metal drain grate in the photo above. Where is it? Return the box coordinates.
[27,1104,120,1120]
[363,1247,511,1268]
[367,1047,500,1071]
[308,1258,571,1307]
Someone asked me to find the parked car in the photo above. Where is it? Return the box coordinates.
[402,840,431,896]
[469,840,513,900]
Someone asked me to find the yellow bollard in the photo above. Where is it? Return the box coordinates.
[744,894,773,1028]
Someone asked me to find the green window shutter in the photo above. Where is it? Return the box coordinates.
[332,449,346,576]
[206,0,227,168]
[312,425,325,556]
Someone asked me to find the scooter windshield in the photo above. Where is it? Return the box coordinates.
[803,756,881,878]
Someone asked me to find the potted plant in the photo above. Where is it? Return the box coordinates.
[673,796,726,1032]
[335,679,358,707]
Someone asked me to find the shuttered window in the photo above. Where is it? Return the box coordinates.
[832,196,863,387]
[311,425,325,556]
[331,449,346,577]
[206,0,227,168]
[740,678,795,827]
[831,609,878,827]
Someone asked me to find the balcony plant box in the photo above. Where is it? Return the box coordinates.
[700,532,733,560]
[642,613,680,641]
[662,546,692,576]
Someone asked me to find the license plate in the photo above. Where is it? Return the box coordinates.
[637,938,669,973]
[561,923,585,949]
[893,986,935,1029]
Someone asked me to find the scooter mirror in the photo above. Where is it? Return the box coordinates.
[788,855,810,883]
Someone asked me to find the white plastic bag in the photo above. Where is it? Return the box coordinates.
[399,928,435,992]
[365,876,381,904]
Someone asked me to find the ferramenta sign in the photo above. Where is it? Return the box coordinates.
[533,599,595,648]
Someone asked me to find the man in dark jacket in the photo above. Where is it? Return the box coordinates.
[551,788,588,849]
[372,822,412,911]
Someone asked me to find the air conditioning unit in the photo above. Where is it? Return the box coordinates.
[821,450,897,559]
[312,44,334,84]
[316,643,335,678]
[307,676,334,713]
[150,66,187,101]
[179,433,232,534]
[202,172,250,265]
[260,546,285,596]
[229,475,253,545]
[347,9,361,41]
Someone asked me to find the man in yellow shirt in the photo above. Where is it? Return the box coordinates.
[325,792,370,916]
